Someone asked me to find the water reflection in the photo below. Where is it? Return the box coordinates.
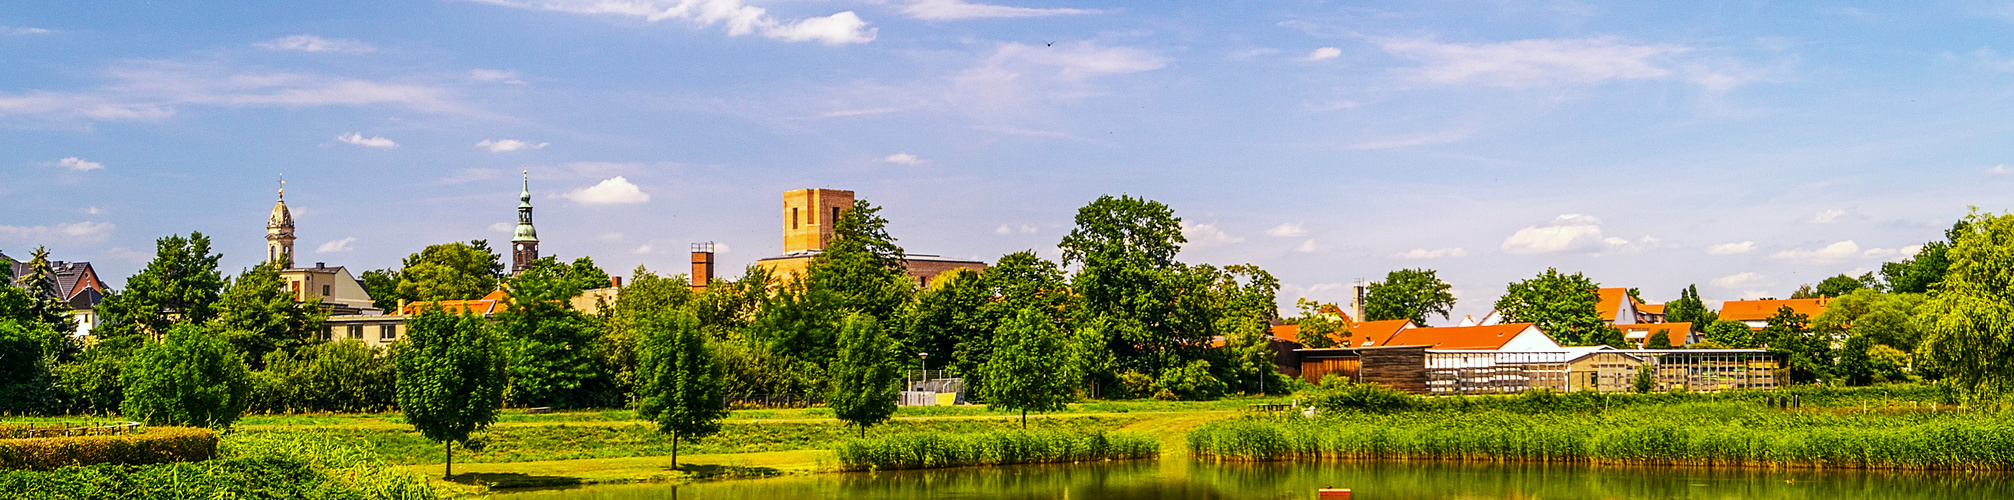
[496,460,2011,499]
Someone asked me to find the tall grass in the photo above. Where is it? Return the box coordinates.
[1188,401,2014,470]
[836,430,1159,471]
[0,432,441,500]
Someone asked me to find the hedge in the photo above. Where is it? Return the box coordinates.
[0,427,216,470]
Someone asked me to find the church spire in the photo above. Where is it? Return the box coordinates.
[511,170,539,274]
[267,175,296,268]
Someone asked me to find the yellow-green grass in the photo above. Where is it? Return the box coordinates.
[410,449,835,490]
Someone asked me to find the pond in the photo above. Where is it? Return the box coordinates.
[493,459,2012,499]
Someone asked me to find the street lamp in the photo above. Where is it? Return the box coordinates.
[918,352,929,385]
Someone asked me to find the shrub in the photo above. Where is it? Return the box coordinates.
[120,324,252,428]
[0,431,438,499]
[1303,378,1415,414]
[1152,360,1227,401]
[0,426,216,470]
[248,340,396,414]
[835,429,1158,471]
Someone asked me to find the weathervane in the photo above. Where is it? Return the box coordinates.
[278,174,286,198]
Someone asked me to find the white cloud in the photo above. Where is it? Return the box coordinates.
[0,221,114,243]
[902,0,1100,20]
[1265,222,1306,237]
[477,139,548,152]
[1862,247,1901,259]
[316,237,358,253]
[1296,239,1317,252]
[1501,214,1607,255]
[562,176,651,204]
[85,206,104,215]
[1739,290,1775,300]
[1807,209,1846,223]
[1305,47,1342,61]
[1710,272,1767,288]
[56,157,103,171]
[489,222,514,233]
[884,152,927,164]
[1376,36,1689,88]
[336,132,398,148]
[0,60,462,124]
[1987,164,2009,175]
[631,244,656,254]
[1706,241,1755,255]
[1902,244,1924,257]
[1395,247,1469,259]
[2,26,51,36]
[471,69,525,84]
[1769,240,1860,264]
[463,0,875,45]
[1181,221,1244,247]
[254,35,375,53]
[994,224,1038,235]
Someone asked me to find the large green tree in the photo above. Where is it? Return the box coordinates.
[1883,220,1967,294]
[103,233,226,339]
[1915,211,2014,401]
[499,256,613,408]
[1702,319,1756,348]
[1290,299,1351,349]
[1664,285,1715,331]
[394,308,508,478]
[828,314,898,437]
[1816,273,1880,298]
[359,269,404,312]
[1493,268,1615,346]
[119,323,252,428]
[1059,195,1189,381]
[635,307,726,470]
[1363,268,1456,325]
[806,198,911,322]
[210,260,327,368]
[0,319,61,414]
[1758,306,1831,384]
[396,240,505,302]
[12,247,77,337]
[980,308,1078,427]
[1814,289,1926,385]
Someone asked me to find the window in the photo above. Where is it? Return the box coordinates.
[833,207,842,225]
[792,208,800,229]
[322,326,333,341]
[348,325,364,339]
[380,325,397,341]
[322,284,331,296]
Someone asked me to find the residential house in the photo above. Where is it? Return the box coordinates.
[1717,298,1829,330]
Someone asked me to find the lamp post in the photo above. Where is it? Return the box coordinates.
[918,352,929,386]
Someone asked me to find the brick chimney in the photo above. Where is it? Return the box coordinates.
[690,242,715,291]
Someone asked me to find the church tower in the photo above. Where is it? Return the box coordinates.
[267,179,296,268]
[511,171,539,274]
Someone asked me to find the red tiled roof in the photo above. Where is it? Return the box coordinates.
[402,289,510,315]
[1383,323,1539,350]
[1619,322,1691,346]
[1343,319,1414,348]
[1596,288,1630,321]
[1638,304,1665,315]
[1717,298,1827,322]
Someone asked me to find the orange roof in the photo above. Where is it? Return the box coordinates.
[1717,298,1827,322]
[1638,304,1665,315]
[1383,323,1539,350]
[1268,323,1301,343]
[1596,288,1631,321]
[1618,322,1690,346]
[402,289,510,315]
[1342,319,1414,348]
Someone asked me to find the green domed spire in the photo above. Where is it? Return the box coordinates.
[513,170,538,242]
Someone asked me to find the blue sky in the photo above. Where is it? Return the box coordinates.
[4,1,2011,324]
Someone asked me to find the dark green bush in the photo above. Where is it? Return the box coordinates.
[0,426,215,470]
[1304,378,1415,414]
[1152,360,1227,401]
[120,324,251,427]
[0,432,438,499]
[248,340,396,414]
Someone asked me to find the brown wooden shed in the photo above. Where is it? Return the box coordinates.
[1293,345,1431,394]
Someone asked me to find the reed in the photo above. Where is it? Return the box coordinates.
[1188,401,2014,471]
[836,430,1159,471]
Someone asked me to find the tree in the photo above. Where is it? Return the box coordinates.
[499,256,612,408]
[1290,299,1351,348]
[210,260,327,368]
[1664,285,1715,331]
[1789,284,1821,300]
[1493,268,1607,346]
[981,308,1079,427]
[12,247,77,337]
[1060,195,1188,380]
[1632,364,1654,393]
[1816,273,1878,298]
[806,198,911,322]
[635,307,725,470]
[604,266,697,402]
[1758,306,1830,384]
[1883,220,1967,294]
[394,308,508,478]
[106,233,225,338]
[119,323,252,428]
[0,319,61,414]
[359,269,404,312]
[1915,211,2014,401]
[396,240,505,302]
[1363,269,1456,325]
[1703,319,1756,348]
[1645,329,1675,349]
[828,314,897,437]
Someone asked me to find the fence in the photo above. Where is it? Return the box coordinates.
[724,394,825,409]
[1422,349,1777,395]
[901,370,967,406]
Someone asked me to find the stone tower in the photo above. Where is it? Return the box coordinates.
[511,171,539,274]
[267,180,296,268]
[781,188,854,253]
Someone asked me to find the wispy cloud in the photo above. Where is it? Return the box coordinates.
[336,132,398,148]
[902,0,1101,20]
[884,152,927,164]
[316,237,358,253]
[471,69,525,84]
[56,157,103,171]
[0,60,459,124]
[477,139,547,152]
[0,221,114,243]
[1181,221,1244,247]
[994,224,1038,235]
[254,35,375,53]
[1265,222,1306,237]
[1706,241,1755,255]
[562,176,651,204]
[1989,164,2010,174]
[1304,47,1342,61]
[1395,247,1469,259]
[1377,36,1693,88]
[1806,209,1846,223]
[2,26,51,36]
[462,0,875,45]
[1501,214,1667,255]
[1710,272,1767,288]
[1296,240,1317,252]
[1770,240,1860,264]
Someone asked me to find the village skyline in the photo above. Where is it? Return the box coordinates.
[4,1,2007,323]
